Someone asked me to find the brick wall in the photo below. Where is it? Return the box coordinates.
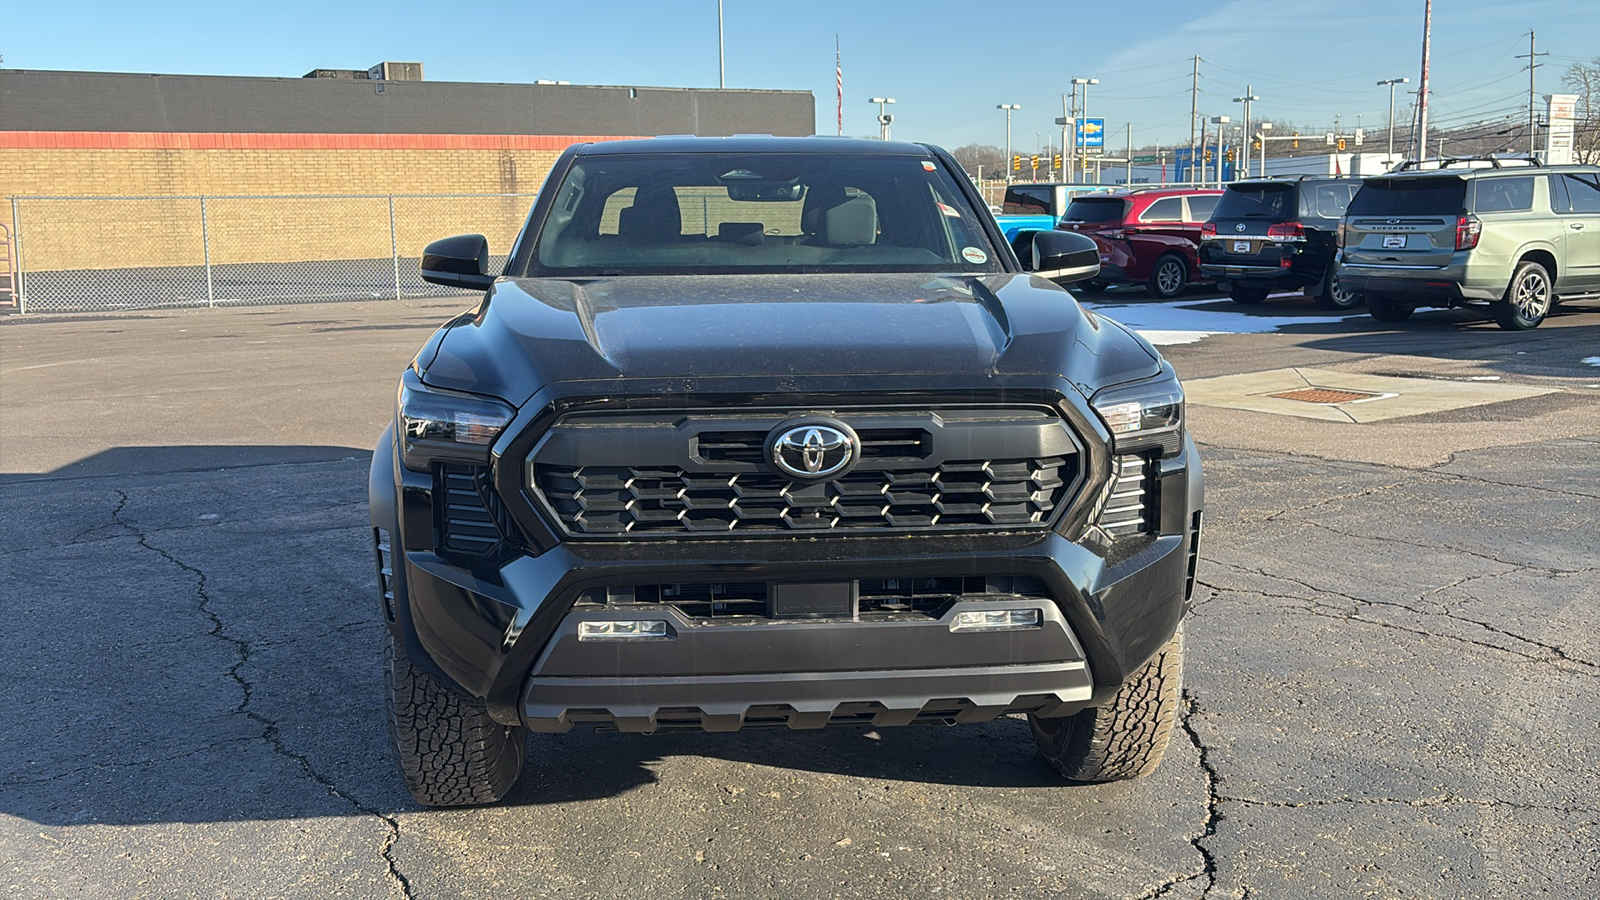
[0,133,617,271]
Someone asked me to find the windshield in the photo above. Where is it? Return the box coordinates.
[1346,178,1467,216]
[527,153,1004,276]
[1213,184,1296,220]
[1061,197,1129,224]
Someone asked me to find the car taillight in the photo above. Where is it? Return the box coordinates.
[1455,214,1482,250]
[1266,222,1305,240]
[1201,222,1216,238]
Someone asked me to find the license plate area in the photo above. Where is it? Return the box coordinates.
[770,581,858,618]
[1382,234,1407,249]
[1231,240,1254,254]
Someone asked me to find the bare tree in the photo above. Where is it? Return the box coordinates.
[1562,58,1600,164]
[948,144,1008,175]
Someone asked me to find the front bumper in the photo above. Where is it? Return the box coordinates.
[371,412,1203,735]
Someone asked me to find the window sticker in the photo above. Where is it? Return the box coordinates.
[937,202,963,219]
[961,246,988,264]
[921,161,937,171]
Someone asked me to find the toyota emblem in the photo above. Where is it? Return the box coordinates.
[770,422,857,479]
[1235,223,1247,233]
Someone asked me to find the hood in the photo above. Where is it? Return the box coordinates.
[419,273,1160,405]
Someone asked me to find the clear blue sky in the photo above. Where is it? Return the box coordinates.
[4,0,1596,150]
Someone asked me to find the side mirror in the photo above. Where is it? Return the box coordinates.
[1014,229,1100,285]
[420,234,494,290]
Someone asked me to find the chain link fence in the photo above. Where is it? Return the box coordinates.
[2,193,537,313]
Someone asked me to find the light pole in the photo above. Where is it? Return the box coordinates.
[870,97,895,141]
[717,0,725,89]
[1070,77,1097,183]
[1233,87,1259,181]
[1377,77,1410,160]
[998,104,1021,182]
[1210,116,1231,185]
[1257,122,1273,177]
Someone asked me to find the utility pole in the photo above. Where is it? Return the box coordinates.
[717,0,725,89]
[1126,124,1133,185]
[1189,56,1202,185]
[1518,30,1548,159]
[1233,86,1259,179]
[1417,0,1432,160]
[1060,94,1070,182]
[1378,77,1409,160]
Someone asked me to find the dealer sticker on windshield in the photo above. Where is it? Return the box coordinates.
[961,246,988,264]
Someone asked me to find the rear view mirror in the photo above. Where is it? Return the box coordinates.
[726,182,805,202]
[420,234,494,290]
[1015,230,1100,285]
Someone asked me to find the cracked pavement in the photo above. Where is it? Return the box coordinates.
[2,298,1598,898]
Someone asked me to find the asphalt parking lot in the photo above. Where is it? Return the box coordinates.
[2,289,1597,898]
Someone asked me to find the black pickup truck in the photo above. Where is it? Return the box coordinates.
[370,136,1203,806]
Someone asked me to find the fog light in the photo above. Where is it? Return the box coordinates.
[578,620,670,641]
[950,608,1042,632]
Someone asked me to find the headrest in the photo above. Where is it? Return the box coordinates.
[824,195,877,246]
[617,188,682,240]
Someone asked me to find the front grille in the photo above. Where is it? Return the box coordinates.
[437,464,516,556]
[1098,454,1155,538]
[538,458,1071,534]
[575,575,1050,620]
[529,408,1081,537]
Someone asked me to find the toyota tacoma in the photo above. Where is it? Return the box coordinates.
[369,136,1203,806]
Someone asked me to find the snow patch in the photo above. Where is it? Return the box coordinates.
[1082,297,1361,346]
[1582,357,1600,367]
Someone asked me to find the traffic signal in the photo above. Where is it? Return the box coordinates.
[1012,155,1021,172]
[1337,138,1347,151]
[1252,138,1262,151]
[1203,148,1212,161]
[1225,149,1235,162]
[1053,154,1062,169]
[1292,133,1300,149]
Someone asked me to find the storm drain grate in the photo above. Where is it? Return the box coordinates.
[1268,388,1382,405]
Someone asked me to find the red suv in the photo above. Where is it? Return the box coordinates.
[1056,188,1223,298]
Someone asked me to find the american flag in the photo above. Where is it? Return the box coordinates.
[835,38,843,136]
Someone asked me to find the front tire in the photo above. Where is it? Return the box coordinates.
[1311,267,1362,310]
[1493,261,1553,330]
[385,631,527,807]
[1029,624,1184,782]
[1145,254,1188,299]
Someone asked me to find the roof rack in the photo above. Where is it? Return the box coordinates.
[1393,155,1541,171]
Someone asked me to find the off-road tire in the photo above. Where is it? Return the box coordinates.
[1365,292,1414,322]
[1493,261,1553,331]
[1229,287,1269,305]
[1029,624,1184,782]
[1146,254,1188,300]
[1311,266,1362,310]
[385,631,527,807]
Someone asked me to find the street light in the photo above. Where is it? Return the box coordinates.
[1069,77,1098,184]
[1233,87,1259,181]
[998,103,1021,182]
[1210,116,1231,186]
[1258,122,1274,177]
[869,97,896,141]
[1377,77,1411,159]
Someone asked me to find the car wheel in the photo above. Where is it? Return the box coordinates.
[1493,261,1553,330]
[1029,624,1183,782]
[1365,292,1414,322]
[1145,255,1188,299]
[385,631,526,807]
[1311,267,1363,310]
[1229,287,1269,305]
[1077,280,1109,294]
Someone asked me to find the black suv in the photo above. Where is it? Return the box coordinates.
[1199,175,1362,308]
[370,137,1203,806]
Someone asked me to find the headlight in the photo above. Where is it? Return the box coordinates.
[397,370,515,470]
[1090,365,1185,456]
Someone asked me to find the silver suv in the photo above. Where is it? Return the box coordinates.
[1339,161,1600,329]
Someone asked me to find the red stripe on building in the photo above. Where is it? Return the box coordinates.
[0,132,646,150]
